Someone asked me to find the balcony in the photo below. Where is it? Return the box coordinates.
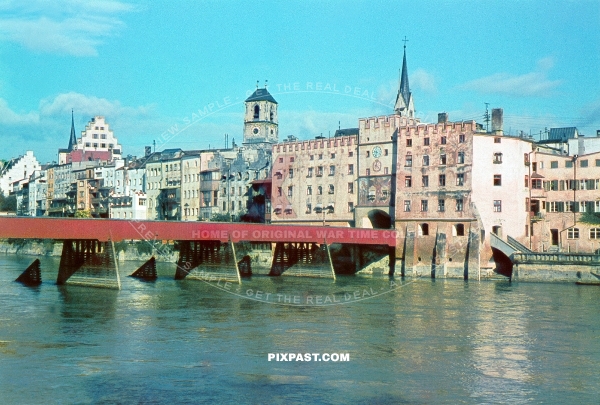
[530,212,544,222]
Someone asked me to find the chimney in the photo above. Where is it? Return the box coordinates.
[491,108,503,134]
[438,112,448,124]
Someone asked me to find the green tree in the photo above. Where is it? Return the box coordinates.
[210,213,239,222]
[1,195,16,212]
[74,210,92,218]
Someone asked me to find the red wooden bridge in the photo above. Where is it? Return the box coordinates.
[1,217,397,288]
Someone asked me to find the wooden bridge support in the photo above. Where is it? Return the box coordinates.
[175,240,241,283]
[270,242,335,279]
[15,259,42,286]
[57,239,121,289]
[130,257,157,281]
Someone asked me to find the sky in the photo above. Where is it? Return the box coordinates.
[0,0,599,164]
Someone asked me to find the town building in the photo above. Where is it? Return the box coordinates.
[271,134,358,226]
[59,114,122,164]
[0,151,41,196]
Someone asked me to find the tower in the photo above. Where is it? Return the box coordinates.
[68,109,77,151]
[394,39,415,118]
[243,82,278,147]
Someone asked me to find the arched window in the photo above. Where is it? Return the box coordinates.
[270,109,274,121]
[418,223,429,236]
[253,105,260,119]
[453,224,465,236]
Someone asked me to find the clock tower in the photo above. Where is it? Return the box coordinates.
[243,83,279,147]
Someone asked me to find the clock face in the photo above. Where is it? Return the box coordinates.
[372,146,382,158]
[252,127,260,135]
[373,159,382,172]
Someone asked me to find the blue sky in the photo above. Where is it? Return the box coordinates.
[0,0,599,163]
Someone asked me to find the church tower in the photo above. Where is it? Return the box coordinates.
[67,109,77,151]
[394,41,415,118]
[243,82,278,147]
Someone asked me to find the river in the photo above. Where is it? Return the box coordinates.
[1,254,599,404]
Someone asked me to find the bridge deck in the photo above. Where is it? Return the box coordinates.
[0,217,397,247]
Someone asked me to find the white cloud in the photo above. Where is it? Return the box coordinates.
[0,0,134,56]
[39,92,154,118]
[411,69,437,93]
[460,57,562,97]
[0,98,39,125]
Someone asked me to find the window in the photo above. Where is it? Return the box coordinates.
[566,160,573,168]
[290,157,295,162]
[93,134,98,139]
[579,159,589,168]
[85,142,91,147]
[329,165,335,176]
[551,161,558,169]
[493,153,503,164]
[93,143,98,148]
[454,224,465,236]
[441,136,447,145]
[494,175,502,186]
[289,168,294,179]
[424,138,430,146]
[421,200,428,212]
[348,164,354,175]
[456,198,464,211]
[348,182,354,193]
[384,149,388,156]
[566,201,576,212]
[330,153,335,159]
[279,158,283,163]
[422,175,429,188]
[406,139,412,147]
[590,228,600,239]
[349,151,353,157]
[404,200,411,212]
[457,152,465,164]
[456,173,465,186]
[567,228,579,239]
[318,154,323,160]
[328,184,335,194]
[287,186,293,197]
[524,175,529,187]
[493,200,502,212]
[438,199,445,212]
[419,223,429,236]
[384,167,388,174]
[310,155,314,161]
[405,154,413,167]
[532,179,542,189]
[405,176,412,187]
[423,155,429,166]
[366,151,370,158]
[317,186,323,195]
[459,134,465,143]
[306,203,312,213]
[440,154,447,165]
[277,187,282,197]
[494,137,501,143]
[596,159,600,167]
[316,166,323,177]
[348,202,354,212]
[439,174,446,186]
[307,186,312,195]
[307,167,313,177]
[366,169,370,176]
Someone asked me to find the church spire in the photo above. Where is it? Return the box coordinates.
[394,37,415,118]
[67,109,77,151]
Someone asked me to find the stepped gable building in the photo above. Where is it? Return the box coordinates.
[59,114,122,164]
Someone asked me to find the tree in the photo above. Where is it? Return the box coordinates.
[1,195,16,212]
[75,210,92,218]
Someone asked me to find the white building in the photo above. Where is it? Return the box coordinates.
[76,116,122,159]
[0,151,41,196]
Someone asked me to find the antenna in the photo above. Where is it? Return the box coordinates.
[265,79,268,89]
[256,80,259,89]
[484,103,490,132]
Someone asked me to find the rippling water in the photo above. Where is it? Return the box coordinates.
[1,254,599,404]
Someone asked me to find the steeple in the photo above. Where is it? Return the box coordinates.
[394,38,415,118]
[67,109,77,151]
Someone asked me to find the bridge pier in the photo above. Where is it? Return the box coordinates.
[270,242,335,279]
[130,257,157,281]
[175,240,241,283]
[15,259,42,286]
[57,239,121,289]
